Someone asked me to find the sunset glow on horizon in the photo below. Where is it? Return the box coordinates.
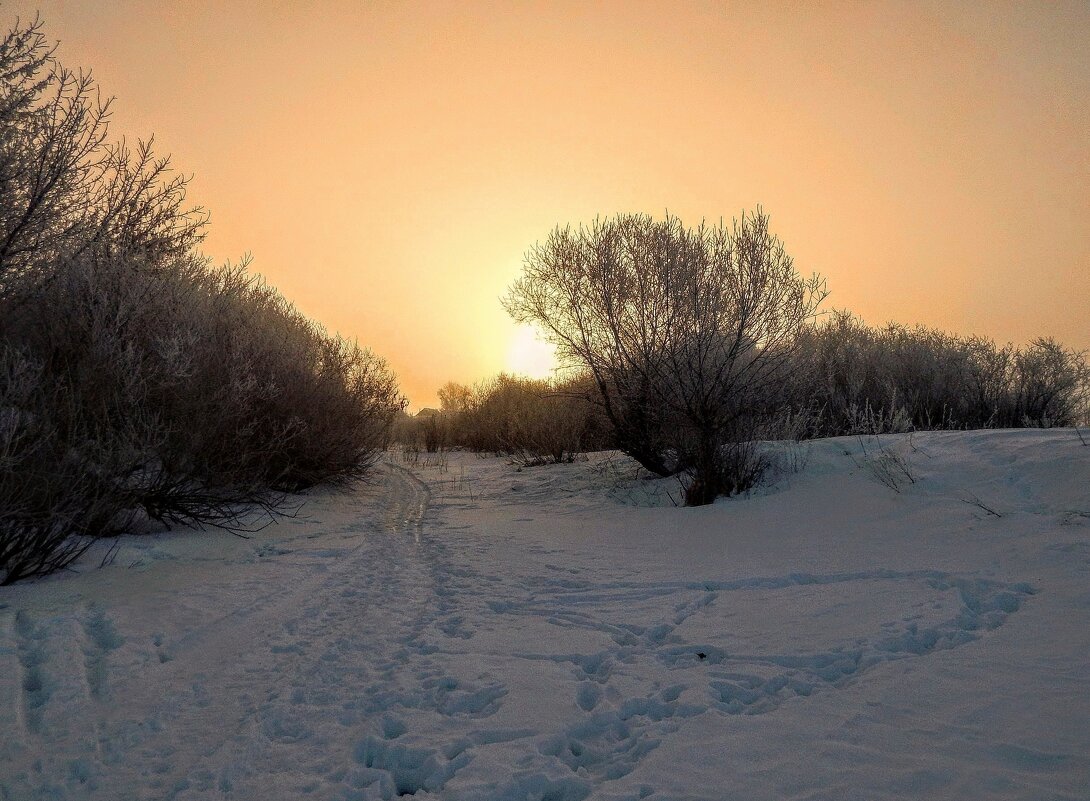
[9,0,1087,407]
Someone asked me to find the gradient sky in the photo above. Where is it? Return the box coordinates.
[6,0,1087,407]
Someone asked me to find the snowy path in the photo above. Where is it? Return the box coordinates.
[1,431,1089,800]
[1,465,451,798]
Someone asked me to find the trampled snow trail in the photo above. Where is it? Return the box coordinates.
[2,433,1089,800]
[0,464,459,799]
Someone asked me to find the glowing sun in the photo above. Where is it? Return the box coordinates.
[506,325,557,379]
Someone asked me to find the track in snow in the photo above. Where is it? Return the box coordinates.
[0,456,1049,801]
[0,464,483,799]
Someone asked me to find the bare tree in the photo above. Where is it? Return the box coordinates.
[0,15,205,300]
[505,209,826,504]
[438,382,473,414]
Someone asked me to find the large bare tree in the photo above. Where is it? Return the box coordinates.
[505,209,826,504]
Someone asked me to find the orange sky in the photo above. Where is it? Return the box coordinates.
[6,1,1087,408]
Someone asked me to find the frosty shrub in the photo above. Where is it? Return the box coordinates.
[505,210,826,504]
[156,259,405,491]
[394,411,451,455]
[430,374,607,465]
[0,251,404,583]
[0,16,404,583]
[794,312,1089,434]
[421,414,449,454]
[0,346,117,584]
[1010,339,1088,428]
[416,374,610,466]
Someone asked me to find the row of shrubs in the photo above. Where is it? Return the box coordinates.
[0,19,402,584]
[1,254,404,591]
[793,312,1088,436]
[397,374,611,466]
[402,316,1087,477]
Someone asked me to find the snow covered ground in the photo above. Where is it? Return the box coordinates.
[1,430,1088,800]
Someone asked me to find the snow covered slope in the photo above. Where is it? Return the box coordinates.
[1,430,1087,800]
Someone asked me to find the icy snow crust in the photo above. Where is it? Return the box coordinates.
[1,430,1088,800]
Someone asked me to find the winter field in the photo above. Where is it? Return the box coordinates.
[1,430,1088,801]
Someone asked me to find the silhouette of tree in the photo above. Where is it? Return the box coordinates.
[505,209,826,504]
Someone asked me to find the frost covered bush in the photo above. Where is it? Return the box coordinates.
[0,347,114,584]
[393,411,450,456]
[406,374,612,466]
[0,251,404,583]
[444,374,604,466]
[0,16,404,583]
[794,312,1088,434]
[1010,338,1088,428]
[147,259,404,491]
